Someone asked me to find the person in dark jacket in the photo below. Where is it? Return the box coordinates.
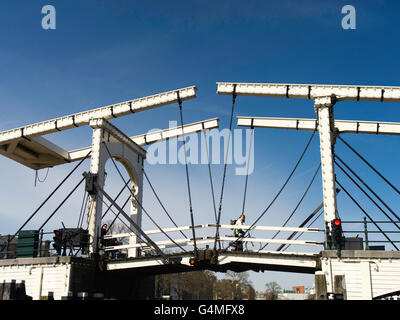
[100,224,108,247]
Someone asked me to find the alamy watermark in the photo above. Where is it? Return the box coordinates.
[41,5,56,30]
[341,5,356,30]
[41,5,356,31]
[146,121,255,176]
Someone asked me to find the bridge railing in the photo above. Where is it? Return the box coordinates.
[341,218,400,251]
[102,224,324,253]
[0,229,90,259]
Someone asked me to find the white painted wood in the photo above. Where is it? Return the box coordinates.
[216,224,321,233]
[322,255,400,300]
[0,86,197,144]
[315,96,338,226]
[68,118,219,162]
[217,82,400,102]
[0,262,70,300]
[237,116,400,136]
[105,251,319,271]
[86,118,144,257]
[103,224,321,240]
[104,235,322,252]
[360,261,373,299]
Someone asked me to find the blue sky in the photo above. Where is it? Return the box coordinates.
[1,1,400,292]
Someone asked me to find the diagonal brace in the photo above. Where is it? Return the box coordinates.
[83,172,168,263]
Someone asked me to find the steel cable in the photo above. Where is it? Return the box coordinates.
[0,150,91,251]
[177,91,198,256]
[229,129,317,248]
[103,142,188,253]
[335,158,400,230]
[143,168,188,239]
[335,154,400,223]
[335,179,399,251]
[281,207,324,252]
[241,127,255,216]
[259,162,321,251]
[337,135,400,196]
[213,85,237,253]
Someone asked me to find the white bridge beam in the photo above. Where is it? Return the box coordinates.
[0,86,197,144]
[217,82,400,102]
[237,116,400,135]
[68,118,219,162]
[0,117,218,170]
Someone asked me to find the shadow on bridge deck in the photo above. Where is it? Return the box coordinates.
[104,250,322,275]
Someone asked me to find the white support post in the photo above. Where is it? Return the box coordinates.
[87,127,107,257]
[86,118,146,258]
[315,96,338,237]
[360,262,373,300]
[128,181,142,258]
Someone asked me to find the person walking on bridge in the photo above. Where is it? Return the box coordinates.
[233,214,245,237]
[233,214,245,251]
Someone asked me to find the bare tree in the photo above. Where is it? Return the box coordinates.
[242,283,256,300]
[224,271,253,300]
[225,271,250,285]
[265,281,281,300]
[215,279,234,300]
[155,271,217,300]
[155,270,258,300]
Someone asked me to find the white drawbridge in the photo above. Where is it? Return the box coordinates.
[1,82,400,300]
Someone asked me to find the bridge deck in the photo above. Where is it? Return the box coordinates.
[104,250,322,275]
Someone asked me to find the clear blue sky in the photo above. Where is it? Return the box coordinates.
[1,0,400,292]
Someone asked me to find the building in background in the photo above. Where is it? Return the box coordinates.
[279,286,314,300]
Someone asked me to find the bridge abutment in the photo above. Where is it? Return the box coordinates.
[318,250,400,300]
[0,256,154,300]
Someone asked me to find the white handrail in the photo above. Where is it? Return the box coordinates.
[104,235,323,251]
[103,224,322,240]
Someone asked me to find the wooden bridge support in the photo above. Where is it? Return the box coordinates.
[315,271,328,300]
[86,118,146,258]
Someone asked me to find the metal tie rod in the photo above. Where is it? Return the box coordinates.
[90,176,168,262]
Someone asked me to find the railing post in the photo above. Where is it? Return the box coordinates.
[325,222,332,250]
[38,229,43,257]
[363,217,369,250]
